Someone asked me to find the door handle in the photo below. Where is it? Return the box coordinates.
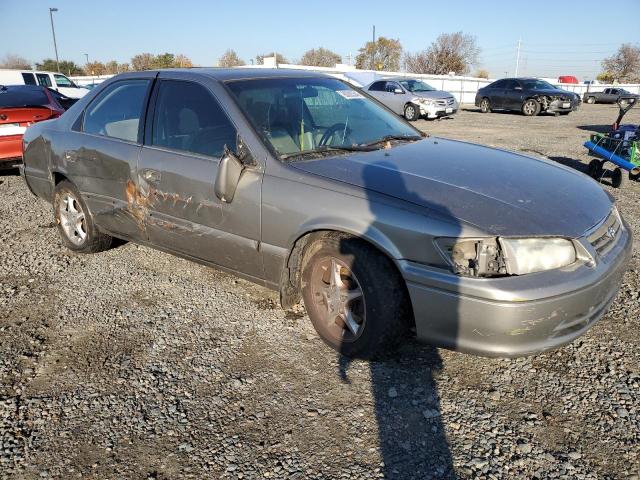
[142,169,161,183]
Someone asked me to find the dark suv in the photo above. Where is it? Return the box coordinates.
[475,78,581,116]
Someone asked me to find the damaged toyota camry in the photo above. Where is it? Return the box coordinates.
[21,69,632,358]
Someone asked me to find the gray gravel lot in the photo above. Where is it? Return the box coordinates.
[1,104,639,479]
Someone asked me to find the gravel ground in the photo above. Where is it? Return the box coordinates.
[1,104,639,479]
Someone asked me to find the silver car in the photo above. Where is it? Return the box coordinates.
[365,77,459,121]
[21,69,632,359]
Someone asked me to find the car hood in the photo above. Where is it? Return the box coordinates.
[291,138,612,237]
[411,90,454,100]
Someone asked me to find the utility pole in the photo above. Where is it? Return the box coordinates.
[49,8,60,72]
[514,38,521,77]
[371,25,375,70]
[84,53,89,64]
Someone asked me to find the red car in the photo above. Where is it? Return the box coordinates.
[0,85,66,169]
[558,75,579,84]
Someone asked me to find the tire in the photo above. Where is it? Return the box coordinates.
[588,159,604,179]
[404,103,419,121]
[630,170,640,181]
[301,234,411,359]
[53,180,113,253]
[479,97,491,113]
[586,96,596,104]
[611,168,629,188]
[522,99,541,116]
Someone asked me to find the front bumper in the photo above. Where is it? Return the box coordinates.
[547,98,580,113]
[419,102,458,119]
[401,220,633,357]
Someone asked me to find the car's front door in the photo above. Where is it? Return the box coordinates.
[138,76,263,279]
[59,75,154,241]
[385,81,407,114]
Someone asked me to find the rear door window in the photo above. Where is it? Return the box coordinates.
[368,81,386,92]
[21,73,36,85]
[150,80,236,158]
[489,80,507,89]
[35,74,52,87]
[83,80,151,143]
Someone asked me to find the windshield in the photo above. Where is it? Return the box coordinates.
[399,79,436,92]
[226,77,420,158]
[54,74,76,88]
[520,79,556,90]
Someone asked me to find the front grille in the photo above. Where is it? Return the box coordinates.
[587,210,621,257]
[435,97,456,107]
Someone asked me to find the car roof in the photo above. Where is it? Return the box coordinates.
[152,67,332,82]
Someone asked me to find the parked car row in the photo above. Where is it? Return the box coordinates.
[0,69,91,99]
[16,68,633,360]
[0,84,77,169]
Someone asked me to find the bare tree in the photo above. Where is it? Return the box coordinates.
[405,32,480,75]
[474,69,490,79]
[299,47,341,67]
[355,37,402,71]
[0,54,32,69]
[174,54,193,68]
[601,44,640,83]
[219,50,246,67]
[85,61,106,76]
[256,52,289,65]
[130,53,155,71]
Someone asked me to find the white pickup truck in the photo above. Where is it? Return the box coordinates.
[0,69,90,99]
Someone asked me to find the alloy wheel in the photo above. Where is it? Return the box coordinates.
[309,257,366,342]
[59,194,87,245]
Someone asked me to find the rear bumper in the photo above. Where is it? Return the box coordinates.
[401,221,633,357]
[0,135,23,163]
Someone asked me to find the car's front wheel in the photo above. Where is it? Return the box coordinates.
[404,103,419,121]
[301,234,411,358]
[479,97,491,113]
[54,180,113,253]
[522,99,541,116]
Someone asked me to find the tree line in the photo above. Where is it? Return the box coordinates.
[1,37,638,82]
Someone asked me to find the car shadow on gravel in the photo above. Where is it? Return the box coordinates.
[336,159,459,479]
[576,124,612,133]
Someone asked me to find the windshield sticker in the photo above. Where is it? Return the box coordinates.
[337,90,365,100]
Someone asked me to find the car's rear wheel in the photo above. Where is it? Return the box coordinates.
[588,159,604,179]
[404,103,419,121]
[301,234,411,359]
[586,96,596,104]
[479,98,491,113]
[611,167,628,188]
[54,180,113,253]
[522,99,541,116]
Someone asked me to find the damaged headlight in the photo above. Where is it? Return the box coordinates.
[436,237,576,277]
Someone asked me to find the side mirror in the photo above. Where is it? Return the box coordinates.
[394,88,403,94]
[214,148,244,203]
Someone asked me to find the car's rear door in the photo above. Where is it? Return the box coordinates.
[486,80,506,109]
[58,73,155,240]
[138,73,263,279]
[501,80,523,110]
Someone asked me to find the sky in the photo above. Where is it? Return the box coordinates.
[2,0,639,80]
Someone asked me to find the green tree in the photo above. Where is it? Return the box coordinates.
[153,53,175,69]
[355,37,402,71]
[299,47,342,67]
[36,58,83,75]
[85,61,106,76]
[130,53,155,71]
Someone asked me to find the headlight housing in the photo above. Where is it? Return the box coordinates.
[436,237,577,277]
[414,97,434,105]
[499,238,576,275]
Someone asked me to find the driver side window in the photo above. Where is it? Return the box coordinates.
[151,80,237,158]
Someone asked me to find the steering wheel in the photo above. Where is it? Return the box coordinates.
[319,123,349,147]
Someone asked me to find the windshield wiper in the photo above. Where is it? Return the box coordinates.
[361,134,422,148]
[281,145,375,161]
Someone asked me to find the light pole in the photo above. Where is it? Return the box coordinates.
[84,53,89,64]
[49,8,59,72]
